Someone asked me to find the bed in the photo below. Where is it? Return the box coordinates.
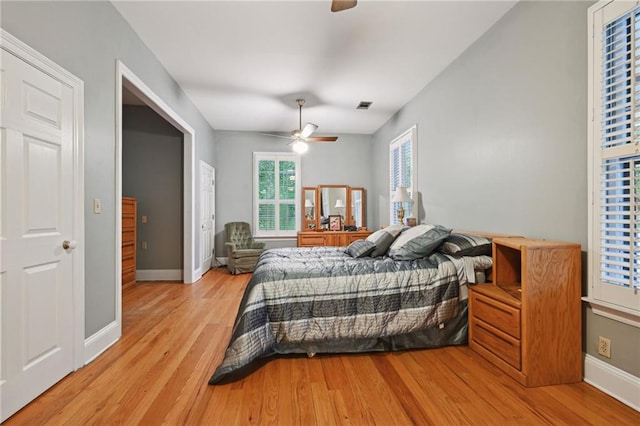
[209,225,495,384]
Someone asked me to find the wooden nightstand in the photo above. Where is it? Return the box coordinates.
[468,237,582,387]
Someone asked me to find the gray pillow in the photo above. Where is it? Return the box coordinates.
[366,224,407,257]
[346,239,376,258]
[388,224,452,260]
[440,233,492,257]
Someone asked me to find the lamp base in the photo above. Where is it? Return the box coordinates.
[397,207,405,225]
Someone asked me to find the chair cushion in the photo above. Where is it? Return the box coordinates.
[230,248,265,259]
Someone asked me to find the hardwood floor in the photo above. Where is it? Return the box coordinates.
[5,267,639,425]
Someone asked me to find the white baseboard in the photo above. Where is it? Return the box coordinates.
[584,353,640,412]
[83,320,120,365]
[136,269,183,281]
[217,257,228,266]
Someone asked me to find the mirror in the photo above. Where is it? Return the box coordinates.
[319,185,348,230]
[350,187,364,228]
[302,187,318,230]
[301,185,366,231]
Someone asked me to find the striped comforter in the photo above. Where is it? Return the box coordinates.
[209,246,463,384]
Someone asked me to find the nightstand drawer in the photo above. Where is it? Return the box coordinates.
[471,291,520,339]
[471,317,521,370]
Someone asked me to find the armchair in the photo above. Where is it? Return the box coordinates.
[224,222,266,274]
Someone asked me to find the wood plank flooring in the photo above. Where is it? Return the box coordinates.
[5,267,639,425]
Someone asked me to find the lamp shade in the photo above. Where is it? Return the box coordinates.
[291,140,309,154]
[391,187,412,203]
[305,199,313,208]
[334,199,345,208]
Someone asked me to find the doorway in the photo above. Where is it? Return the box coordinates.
[115,61,197,338]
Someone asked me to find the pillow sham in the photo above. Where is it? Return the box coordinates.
[346,239,376,258]
[387,224,452,260]
[440,233,492,257]
[365,224,407,257]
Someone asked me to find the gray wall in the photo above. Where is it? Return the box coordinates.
[1,1,216,336]
[123,105,183,270]
[214,130,372,257]
[370,0,639,377]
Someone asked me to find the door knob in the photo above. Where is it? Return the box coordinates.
[62,240,77,250]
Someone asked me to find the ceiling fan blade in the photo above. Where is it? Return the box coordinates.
[305,136,338,142]
[261,133,292,140]
[331,0,357,12]
[300,123,318,139]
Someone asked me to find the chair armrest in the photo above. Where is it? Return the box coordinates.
[250,241,266,250]
[225,242,237,255]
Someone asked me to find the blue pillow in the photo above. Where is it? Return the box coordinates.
[346,239,376,258]
[388,224,451,260]
[440,233,492,257]
[365,224,407,257]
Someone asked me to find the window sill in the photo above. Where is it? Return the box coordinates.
[582,297,640,328]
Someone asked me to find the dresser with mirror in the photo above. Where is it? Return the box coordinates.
[298,185,371,247]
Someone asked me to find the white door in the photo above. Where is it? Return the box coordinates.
[199,161,215,272]
[1,36,82,422]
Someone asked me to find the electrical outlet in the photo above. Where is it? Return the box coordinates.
[142,241,147,250]
[93,198,101,214]
[598,336,611,358]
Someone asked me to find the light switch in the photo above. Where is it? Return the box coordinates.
[141,215,147,223]
[93,198,101,214]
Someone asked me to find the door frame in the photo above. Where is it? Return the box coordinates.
[0,29,85,370]
[115,61,197,330]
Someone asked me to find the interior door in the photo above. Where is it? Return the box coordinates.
[1,44,78,421]
[199,161,215,272]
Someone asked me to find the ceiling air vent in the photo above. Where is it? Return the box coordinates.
[356,101,373,110]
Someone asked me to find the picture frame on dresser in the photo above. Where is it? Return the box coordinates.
[329,215,342,231]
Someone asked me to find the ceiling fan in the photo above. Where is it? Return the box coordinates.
[331,0,357,13]
[264,99,338,153]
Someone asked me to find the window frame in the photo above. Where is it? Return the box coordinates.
[389,125,418,225]
[252,152,301,238]
[587,0,640,326]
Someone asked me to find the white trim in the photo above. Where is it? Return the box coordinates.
[586,0,640,316]
[389,125,418,224]
[217,256,229,266]
[583,297,640,328]
[0,29,86,370]
[83,321,120,365]
[114,61,200,363]
[136,269,184,281]
[252,152,301,238]
[584,354,640,412]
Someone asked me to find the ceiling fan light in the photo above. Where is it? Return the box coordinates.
[291,140,309,154]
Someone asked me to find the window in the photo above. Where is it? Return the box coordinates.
[389,126,417,225]
[588,0,640,318]
[253,152,300,237]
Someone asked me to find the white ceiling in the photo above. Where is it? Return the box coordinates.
[113,0,517,135]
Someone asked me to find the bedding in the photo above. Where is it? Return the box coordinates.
[209,244,490,384]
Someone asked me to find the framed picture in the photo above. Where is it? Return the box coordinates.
[329,215,342,231]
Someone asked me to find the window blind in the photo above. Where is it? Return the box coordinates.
[598,7,640,294]
[389,133,415,225]
[254,153,299,237]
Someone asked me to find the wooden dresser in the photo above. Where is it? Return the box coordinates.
[122,197,137,286]
[468,237,582,387]
[297,230,372,247]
